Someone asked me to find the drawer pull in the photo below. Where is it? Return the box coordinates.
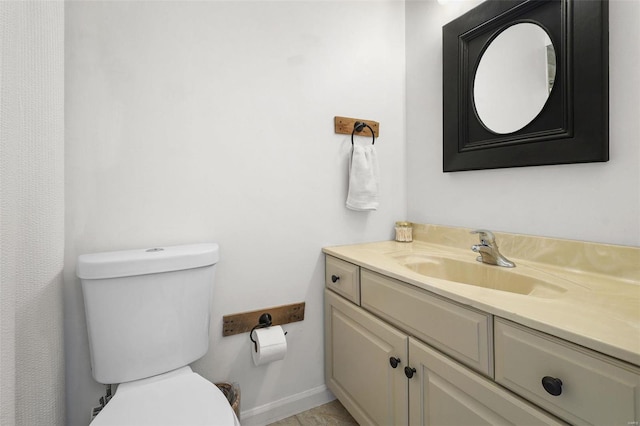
[404,366,416,379]
[331,275,340,283]
[389,357,401,368]
[541,376,563,396]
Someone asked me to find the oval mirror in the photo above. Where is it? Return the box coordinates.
[473,23,556,134]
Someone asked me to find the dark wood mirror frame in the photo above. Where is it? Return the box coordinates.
[443,0,608,172]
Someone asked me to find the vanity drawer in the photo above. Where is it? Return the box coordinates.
[360,269,493,376]
[325,256,360,305]
[495,318,640,426]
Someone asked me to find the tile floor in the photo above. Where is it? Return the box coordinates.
[267,400,358,426]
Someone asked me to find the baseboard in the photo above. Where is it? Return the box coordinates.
[239,385,335,426]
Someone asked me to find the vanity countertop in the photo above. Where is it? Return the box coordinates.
[323,225,640,367]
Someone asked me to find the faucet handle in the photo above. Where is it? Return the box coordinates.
[470,229,496,245]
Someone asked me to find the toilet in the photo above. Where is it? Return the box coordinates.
[78,243,240,426]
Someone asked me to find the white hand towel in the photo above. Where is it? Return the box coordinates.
[346,145,379,211]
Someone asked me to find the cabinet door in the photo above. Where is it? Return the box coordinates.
[325,289,408,426]
[408,337,565,426]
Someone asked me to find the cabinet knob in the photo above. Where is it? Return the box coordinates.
[389,357,401,368]
[541,376,563,396]
[404,366,416,379]
[331,275,340,283]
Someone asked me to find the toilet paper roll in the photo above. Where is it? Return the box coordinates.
[251,326,287,366]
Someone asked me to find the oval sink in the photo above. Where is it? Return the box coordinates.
[393,254,567,298]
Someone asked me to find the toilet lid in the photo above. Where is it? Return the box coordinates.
[91,367,239,426]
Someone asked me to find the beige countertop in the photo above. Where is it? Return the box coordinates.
[322,224,640,367]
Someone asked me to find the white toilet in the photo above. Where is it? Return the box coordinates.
[78,243,240,426]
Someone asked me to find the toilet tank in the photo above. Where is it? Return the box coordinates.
[78,243,219,384]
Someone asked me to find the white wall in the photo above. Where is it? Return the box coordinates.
[406,0,640,247]
[0,1,66,425]
[64,1,405,425]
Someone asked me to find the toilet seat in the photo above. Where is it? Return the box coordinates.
[90,367,240,426]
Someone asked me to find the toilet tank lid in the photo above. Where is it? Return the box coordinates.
[77,243,219,279]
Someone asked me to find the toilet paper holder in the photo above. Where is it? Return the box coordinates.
[249,313,287,353]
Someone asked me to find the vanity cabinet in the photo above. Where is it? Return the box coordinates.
[324,255,564,425]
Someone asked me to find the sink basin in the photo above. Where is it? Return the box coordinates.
[392,253,567,298]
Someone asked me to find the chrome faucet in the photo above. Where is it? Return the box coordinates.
[470,229,515,268]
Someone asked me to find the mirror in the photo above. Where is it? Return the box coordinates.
[442,0,608,172]
[473,23,556,134]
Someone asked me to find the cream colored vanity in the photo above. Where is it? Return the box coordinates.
[323,224,640,426]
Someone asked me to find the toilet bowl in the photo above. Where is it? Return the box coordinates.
[91,367,239,426]
[78,244,238,425]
